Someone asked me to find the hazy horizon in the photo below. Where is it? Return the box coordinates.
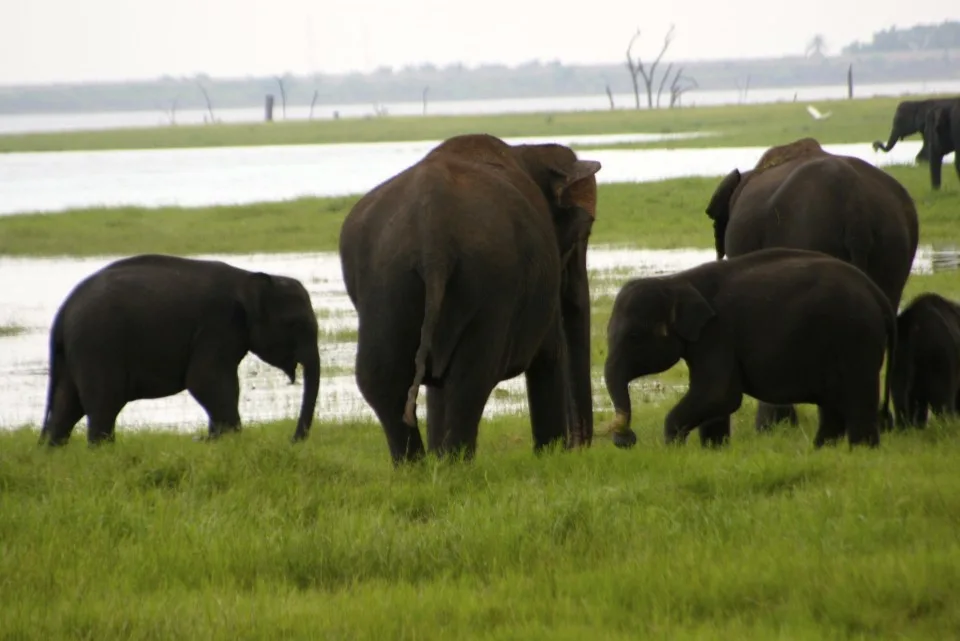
[2,0,958,86]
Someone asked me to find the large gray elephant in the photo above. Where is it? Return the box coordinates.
[603,248,896,449]
[39,254,321,446]
[872,97,959,162]
[704,137,918,431]
[339,133,601,465]
[924,100,960,190]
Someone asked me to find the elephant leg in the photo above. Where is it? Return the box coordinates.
[74,365,124,446]
[926,376,956,423]
[525,331,569,454]
[813,405,845,448]
[754,402,799,432]
[697,415,731,448]
[41,376,85,447]
[187,367,242,438]
[425,386,447,452]
[840,380,881,448]
[664,365,743,445]
[355,333,425,465]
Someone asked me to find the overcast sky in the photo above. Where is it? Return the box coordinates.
[2,0,958,85]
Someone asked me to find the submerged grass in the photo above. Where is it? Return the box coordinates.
[0,94,940,153]
[3,410,960,640]
[0,163,956,258]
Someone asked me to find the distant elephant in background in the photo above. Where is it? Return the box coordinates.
[603,248,896,449]
[872,97,959,162]
[704,137,918,432]
[890,292,960,428]
[339,133,601,465]
[924,100,960,190]
[39,254,321,446]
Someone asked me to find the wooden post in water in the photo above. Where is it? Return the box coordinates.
[847,64,854,99]
[265,94,275,122]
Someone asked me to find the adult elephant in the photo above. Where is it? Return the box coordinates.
[339,133,601,465]
[872,97,959,163]
[924,100,960,190]
[704,137,919,431]
[39,254,321,446]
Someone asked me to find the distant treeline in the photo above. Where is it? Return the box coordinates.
[0,49,958,116]
[844,20,960,54]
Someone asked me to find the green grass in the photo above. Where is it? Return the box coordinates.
[0,163,957,258]
[3,409,960,640]
[0,94,941,153]
[0,323,26,337]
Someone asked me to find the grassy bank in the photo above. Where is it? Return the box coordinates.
[0,323,25,337]
[0,94,935,153]
[0,163,957,258]
[3,409,960,640]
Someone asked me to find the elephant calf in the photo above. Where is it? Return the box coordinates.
[39,254,321,446]
[891,292,960,428]
[603,248,895,449]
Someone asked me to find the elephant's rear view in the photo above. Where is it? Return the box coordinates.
[704,137,919,431]
[339,133,602,465]
[39,254,321,446]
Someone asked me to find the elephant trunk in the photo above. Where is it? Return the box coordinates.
[292,344,320,442]
[603,350,637,449]
[563,302,593,449]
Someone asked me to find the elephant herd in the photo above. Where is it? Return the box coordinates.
[873,95,960,190]
[37,131,960,465]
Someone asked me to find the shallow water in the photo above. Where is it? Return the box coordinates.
[0,137,940,216]
[0,246,946,435]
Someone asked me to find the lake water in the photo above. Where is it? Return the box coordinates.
[0,246,948,436]
[0,136,939,216]
[3,79,960,134]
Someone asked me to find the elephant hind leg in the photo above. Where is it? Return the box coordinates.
[355,336,425,465]
[41,376,85,447]
[754,402,799,432]
[813,405,845,448]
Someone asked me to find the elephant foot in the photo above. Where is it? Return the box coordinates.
[612,429,637,449]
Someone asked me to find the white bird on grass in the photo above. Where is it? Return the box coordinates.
[806,105,832,120]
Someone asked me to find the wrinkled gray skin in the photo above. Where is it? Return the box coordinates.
[705,139,918,432]
[339,133,601,465]
[872,97,959,162]
[890,293,960,428]
[39,254,321,446]
[924,101,960,190]
[603,248,896,450]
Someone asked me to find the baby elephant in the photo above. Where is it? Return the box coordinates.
[603,248,895,449]
[891,292,960,428]
[39,254,321,446]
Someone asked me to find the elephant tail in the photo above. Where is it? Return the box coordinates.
[402,258,450,427]
[879,299,897,431]
[40,311,67,442]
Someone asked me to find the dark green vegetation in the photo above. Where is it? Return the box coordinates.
[1,94,957,153]
[0,323,25,337]
[0,162,955,258]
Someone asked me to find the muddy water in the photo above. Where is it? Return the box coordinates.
[0,247,944,434]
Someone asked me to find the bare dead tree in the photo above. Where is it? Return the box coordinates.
[656,62,673,108]
[422,86,429,115]
[309,89,319,119]
[669,68,698,108]
[625,24,675,110]
[274,76,287,119]
[196,81,216,123]
[604,83,615,110]
[163,95,179,125]
[735,75,751,103]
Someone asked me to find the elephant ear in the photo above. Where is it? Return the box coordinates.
[549,160,602,218]
[705,169,741,221]
[669,283,716,342]
[241,272,275,325]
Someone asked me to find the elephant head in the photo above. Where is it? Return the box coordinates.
[873,100,926,153]
[512,143,602,447]
[925,106,952,190]
[603,278,715,445]
[704,168,743,259]
[241,273,321,441]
